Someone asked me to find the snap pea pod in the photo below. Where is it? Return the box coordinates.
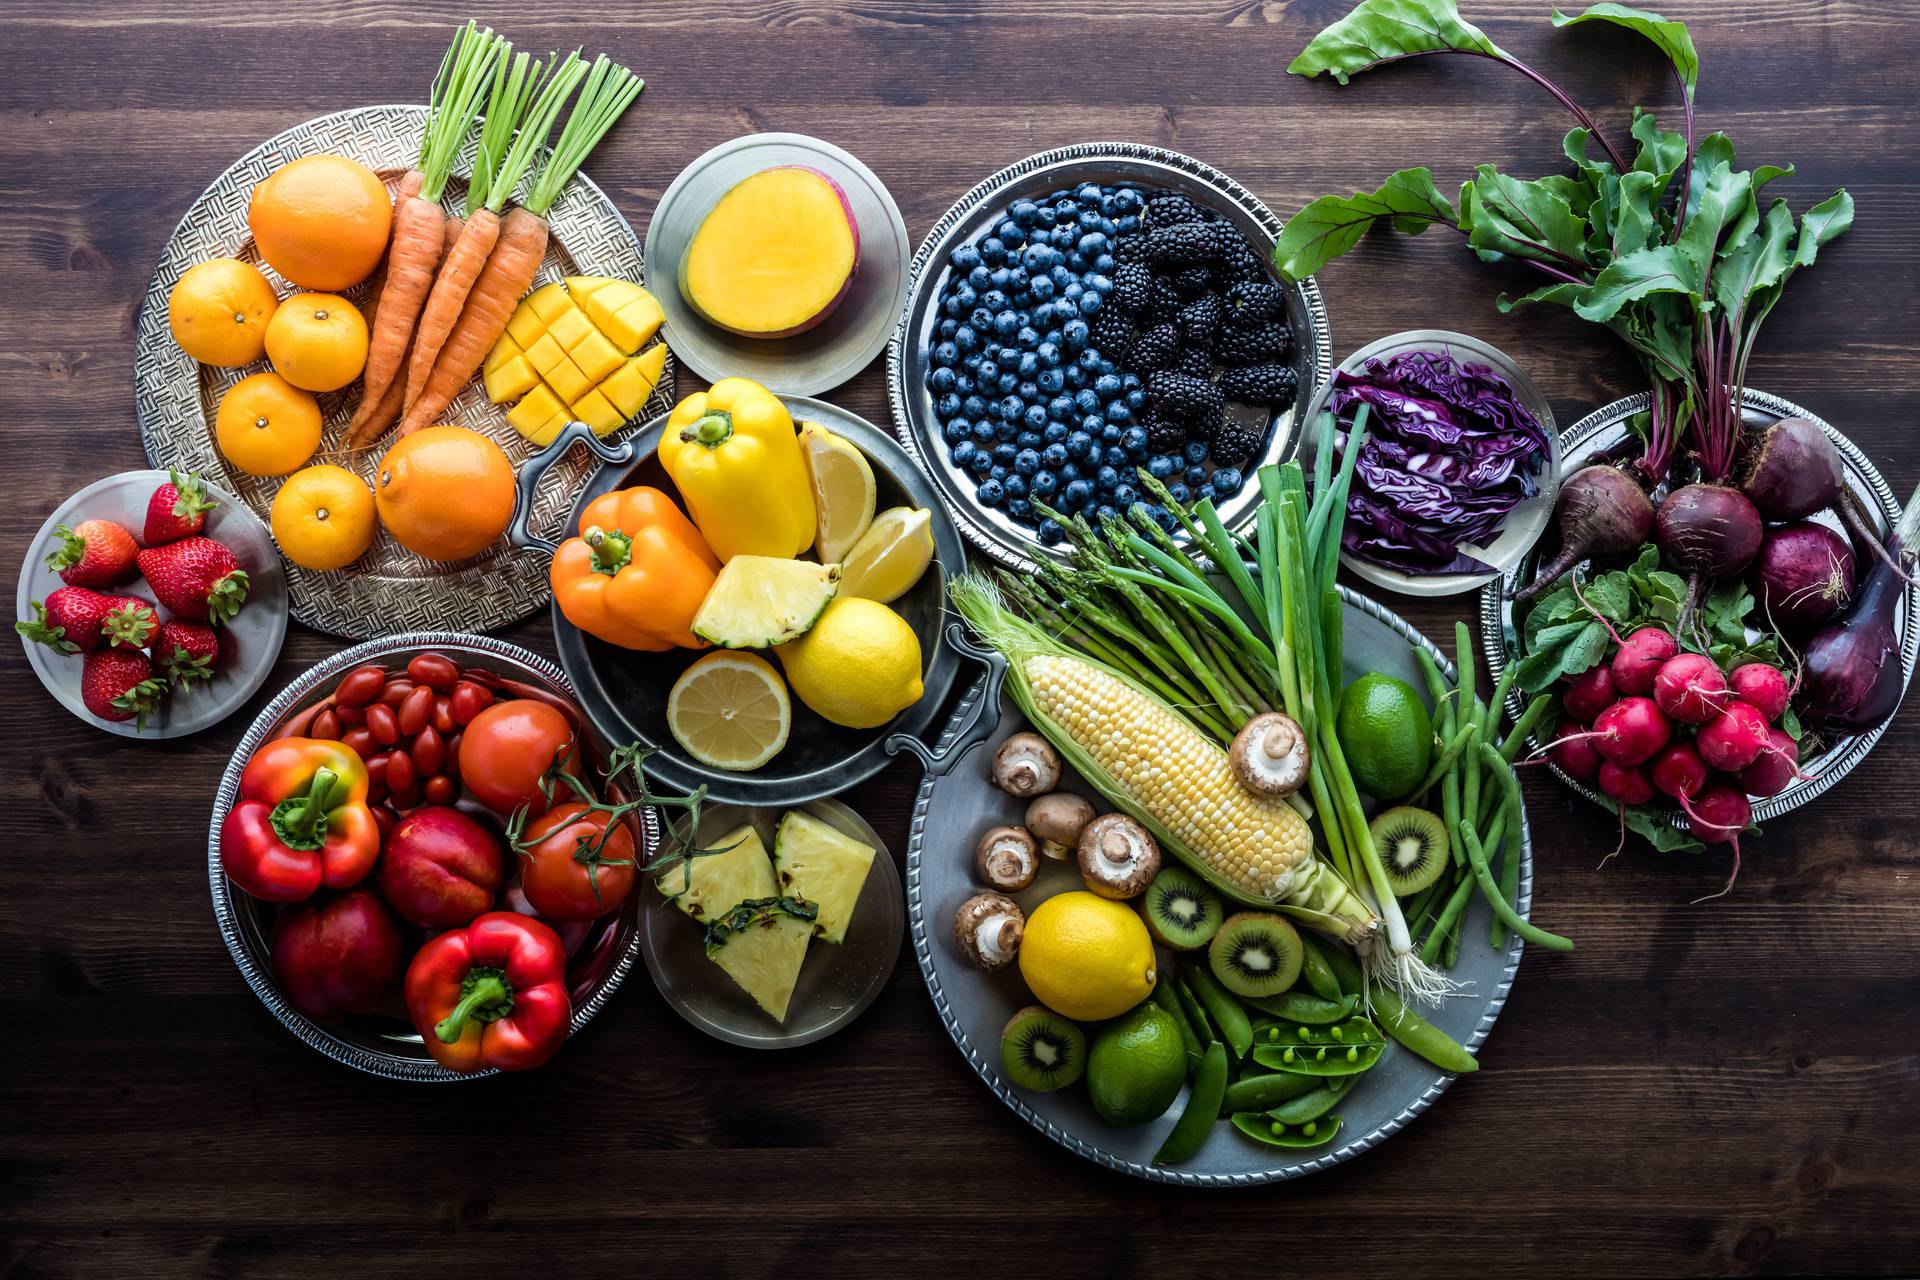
[1264,1073,1357,1125]
[1245,991,1359,1025]
[1249,1017,1385,1076]
[1221,1070,1323,1113]
[1153,976,1204,1068]
[1460,761,1573,953]
[1173,972,1216,1048]
[1318,936,1480,1073]
[1230,1112,1344,1149]
[1180,959,1253,1060]
[1153,1041,1228,1166]
[1296,933,1344,1002]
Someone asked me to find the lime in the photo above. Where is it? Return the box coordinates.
[776,597,923,729]
[1085,1003,1187,1127]
[1336,673,1432,800]
[1017,891,1157,1021]
[800,422,876,563]
[837,507,934,603]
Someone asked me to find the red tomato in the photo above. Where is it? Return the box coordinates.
[518,802,637,923]
[378,806,504,928]
[457,700,578,818]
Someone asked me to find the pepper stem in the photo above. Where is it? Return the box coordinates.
[585,525,633,575]
[434,969,513,1043]
[268,768,338,851]
[683,409,734,449]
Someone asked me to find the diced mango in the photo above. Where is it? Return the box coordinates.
[507,383,566,439]
[543,354,593,404]
[508,283,567,347]
[546,305,595,352]
[484,350,539,404]
[570,389,624,433]
[526,281,572,325]
[584,285,664,354]
[600,344,667,419]
[492,277,671,444]
[570,329,625,384]
[523,331,567,378]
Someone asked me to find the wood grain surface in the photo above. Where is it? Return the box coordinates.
[3,3,1917,1276]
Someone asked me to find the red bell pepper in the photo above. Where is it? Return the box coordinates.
[405,912,571,1073]
[220,737,380,903]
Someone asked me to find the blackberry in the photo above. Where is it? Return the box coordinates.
[1171,265,1213,296]
[1110,262,1152,314]
[1128,323,1180,371]
[1210,416,1265,464]
[1144,410,1190,453]
[1218,363,1299,407]
[1177,294,1221,348]
[1143,193,1206,230]
[1089,310,1136,361]
[1175,346,1213,377]
[1113,234,1149,264]
[1220,244,1264,283]
[1147,278,1185,322]
[1214,322,1292,366]
[1149,371,1225,428]
[1223,280,1285,325]
[1145,221,1222,267]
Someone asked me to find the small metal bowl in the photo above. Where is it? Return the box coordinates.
[1298,329,1561,598]
[888,142,1332,572]
[207,632,656,1081]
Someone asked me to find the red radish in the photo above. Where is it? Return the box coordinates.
[1696,700,1771,772]
[1649,741,1710,800]
[1742,417,1910,580]
[1740,728,1800,798]
[1655,483,1765,632]
[1591,696,1670,766]
[1515,465,1654,603]
[1562,663,1616,724]
[1550,724,1601,783]
[1653,652,1730,724]
[1597,759,1656,806]
[1611,627,1678,696]
[1678,784,1752,899]
[1727,662,1789,723]
[1753,522,1854,628]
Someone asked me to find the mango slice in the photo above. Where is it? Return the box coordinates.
[485,277,670,442]
[679,167,859,338]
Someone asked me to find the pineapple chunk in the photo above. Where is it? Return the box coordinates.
[773,810,876,944]
[705,898,814,1024]
[656,823,776,923]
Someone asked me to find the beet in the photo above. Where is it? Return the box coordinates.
[1515,464,1654,603]
[1753,522,1854,628]
[1743,417,1908,580]
[1656,483,1765,633]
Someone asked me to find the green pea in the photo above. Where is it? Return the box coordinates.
[1316,1046,1328,1060]
[1270,1121,1283,1136]
[1297,1026,1310,1040]
[1283,1047,1296,1063]
[1303,1120,1318,1137]
[1267,1026,1280,1043]
[1330,1025,1345,1042]
[1347,1046,1359,1062]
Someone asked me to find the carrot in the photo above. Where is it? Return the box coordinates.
[360,169,424,338]
[442,214,465,260]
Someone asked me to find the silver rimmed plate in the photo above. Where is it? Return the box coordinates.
[135,105,674,639]
[908,590,1528,1184]
[1482,389,1917,827]
[887,142,1333,573]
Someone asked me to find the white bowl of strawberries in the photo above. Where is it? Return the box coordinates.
[15,469,288,737]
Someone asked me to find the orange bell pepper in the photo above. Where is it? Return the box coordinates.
[550,486,721,650]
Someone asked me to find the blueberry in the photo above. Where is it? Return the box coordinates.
[977,477,1006,506]
[996,373,1018,394]
[989,266,1011,289]
[951,441,977,467]
[1035,341,1062,369]
[1015,430,1042,450]
[1016,380,1039,403]
[1028,274,1056,303]
[954,325,980,353]
[1077,290,1103,316]
[994,417,1019,441]
[1022,404,1048,431]
[1022,243,1054,272]
[1042,422,1069,445]
[1003,473,1029,498]
[1060,460,1084,481]
[992,311,1020,338]
[1099,423,1122,444]
[1010,199,1039,227]
[1184,464,1208,487]
[1071,387,1099,413]
[1085,272,1113,295]
[1053,199,1078,221]
[1063,281,1084,303]
[1067,252,1088,273]
[977,290,1005,315]
[1076,182,1103,203]
[962,394,988,418]
[1077,348,1104,373]
[942,418,971,445]
[937,318,959,341]
[1082,415,1107,439]
[1117,214,1140,235]
[996,344,1020,366]
[942,293,968,319]
[1013,324,1038,349]
[932,340,959,368]
[1037,518,1064,545]
[1114,187,1144,213]
[1063,479,1095,507]
[981,237,1008,265]
[1093,373,1123,400]
[1048,264,1073,288]
[1094,503,1119,524]
[968,307,994,331]
[1167,481,1191,505]
[1006,497,1032,521]
[951,243,983,272]
[1094,355,1116,376]
[1102,445,1127,468]
[967,266,992,292]
[1037,368,1065,394]
[989,465,1010,483]
[970,420,995,444]
[1078,209,1104,231]
[1061,319,1088,350]
[1011,447,1042,476]
[1066,429,1095,459]
[953,374,975,396]
[1105,401,1132,426]
[966,450,994,477]
[1041,442,1069,469]
[935,392,961,418]
[1122,425,1149,454]
[996,219,1025,246]
[1183,440,1209,465]
[1050,223,1077,249]
[1078,231,1109,258]
[1006,264,1030,293]
[1094,464,1120,490]
[928,366,957,394]
[976,357,998,383]
[1211,467,1245,496]
[991,441,1017,462]
[1148,454,1179,479]
[1030,471,1059,498]
[1065,366,1088,390]
[1093,253,1115,274]
[1048,394,1075,421]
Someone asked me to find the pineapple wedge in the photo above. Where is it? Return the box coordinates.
[772,810,876,944]
[705,898,815,1023]
[655,823,776,923]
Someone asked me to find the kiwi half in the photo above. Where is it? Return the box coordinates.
[1207,912,1303,999]
[1000,1006,1087,1092]
[1369,806,1449,897]
[1140,865,1223,951]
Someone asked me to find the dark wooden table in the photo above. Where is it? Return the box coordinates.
[4,3,1916,1276]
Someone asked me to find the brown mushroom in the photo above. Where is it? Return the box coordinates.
[953,892,1024,970]
[990,732,1061,797]
[1229,712,1311,797]
[1075,814,1161,900]
[974,825,1040,892]
[1025,792,1095,861]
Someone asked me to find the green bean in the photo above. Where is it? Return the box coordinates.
[1486,658,1519,738]
[1454,621,1477,721]
[1264,1074,1357,1125]
[1442,913,1463,969]
[1154,1041,1228,1166]
[1180,959,1253,1060]
[1461,697,1486,842]
[1231,1112,1344,1149]
[1173,972,1216,1047]
[1370,983,1479,1074]
[1401,877,1448,941]
[1413,647,1452,724]
[1152,976,1204,1067]
[1459,769,1572,952]
[1442,750,1465,867]
[1413,721,1479,802]
[1296,934,1344,1002]
[1246,991,1360,1025]
[1489,741,1527,949]
[1501,692,1556,763]
[1221,1071,1322,1113]
[1417,873,1477,966]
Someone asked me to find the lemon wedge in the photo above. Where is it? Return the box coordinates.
[800,422,876,564]
[838,507,935,603]
[666,652,792,771]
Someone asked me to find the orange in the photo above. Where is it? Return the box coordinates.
[271,464,376,571]
[214,371,323,476]
[265,293,368,393]
[168,259,280,367]
[248,155,392,291]
[375,425,515,562]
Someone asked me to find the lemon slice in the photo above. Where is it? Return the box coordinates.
[667,652,792,772]
[838,507,935,603]
[692,555,841,649]
[801,422,876,563]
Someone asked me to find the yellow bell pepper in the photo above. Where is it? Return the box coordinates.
[658,378,815,562]
[549,487,721,651]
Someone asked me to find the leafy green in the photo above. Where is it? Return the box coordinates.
[1623,807,1705,854]
[1515,618,1608,694]
[1287,0,1505,84]
[1553,4,1697,94]
[1272,168,1459,278]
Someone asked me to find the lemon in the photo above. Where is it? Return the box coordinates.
[777,597,923,729]
[1018,891,1157,1022]
[838,507,935,604]
[1336,673,1433,800]
[667,652,792,771]
[800,422,876,564]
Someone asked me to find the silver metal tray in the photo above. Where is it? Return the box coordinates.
[1481,389,1917,827]
[208,632,656,1081]
[887,142,1332,573]
[136,105,674,639]
[908,590,1528,1185]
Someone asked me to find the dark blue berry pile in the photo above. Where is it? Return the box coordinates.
[924,184,1293,546]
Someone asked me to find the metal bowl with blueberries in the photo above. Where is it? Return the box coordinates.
[888,142,1331,571]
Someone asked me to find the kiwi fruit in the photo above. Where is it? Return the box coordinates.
[1139,865,1223,951]
[1207,912,1303,999]
[1000,1006,1087,1092]
[1369,806,1449,897]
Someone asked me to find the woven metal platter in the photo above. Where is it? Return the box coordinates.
[135,105,674,639]
[1483,389,1917,829]
[908,589,1528,1185]
[887,141,1332,573]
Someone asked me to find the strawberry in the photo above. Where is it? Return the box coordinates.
[137,536,250,624]
[47,519,138,588]
[143,470,218,545]
[81,648,166,727]
[153,619,219,685]
[15,588,156,654]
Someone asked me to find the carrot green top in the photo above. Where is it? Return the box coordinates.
[525,56,646,218]
[419,21,499,204]
[466,43,540,218]
[483,50,587,216]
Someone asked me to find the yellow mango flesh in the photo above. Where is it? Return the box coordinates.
[485,278,669,442]
[680,167,858,338]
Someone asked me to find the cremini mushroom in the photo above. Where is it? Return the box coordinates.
[953,892,1025,970]
[1025,792,1095,861]
[990,732,1061,798]
[1229,712,1311,798]
[1076,814,1161,900]
[974,825,1040,892]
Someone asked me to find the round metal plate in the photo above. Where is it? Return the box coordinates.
[645,132,910,396]
[550,396,970,807]
[208,632,657,1081]
[909,589,1528,1185]
[135,105,675,639]
[887,142,1333,573]
[17,469,288,739]
[1299,329,1561,597]
[1482,389,1917,827]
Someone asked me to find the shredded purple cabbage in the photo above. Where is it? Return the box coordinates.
[1328,348,1548,576]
